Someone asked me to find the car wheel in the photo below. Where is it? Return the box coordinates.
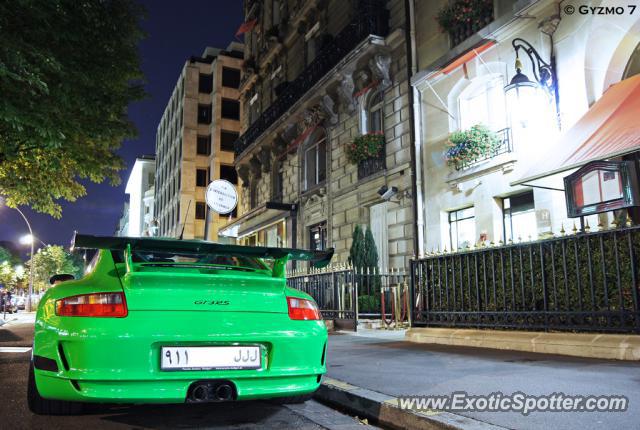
[27,361,83,415]
[272,393,314,404]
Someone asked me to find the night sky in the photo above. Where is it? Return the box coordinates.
[0,0,243,251]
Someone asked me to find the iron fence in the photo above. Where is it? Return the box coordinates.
[411,226,640,333]
[286,265,409,326]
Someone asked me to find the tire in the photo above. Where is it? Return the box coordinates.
[27,361,83,415]
[271,393,314,404]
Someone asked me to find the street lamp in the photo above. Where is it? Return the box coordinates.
[0,197,36,312]
[504,38,559,147]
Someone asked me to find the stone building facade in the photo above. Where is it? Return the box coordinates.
[219,0,415,268]
[410,0,640,255]
[154,43,244,240]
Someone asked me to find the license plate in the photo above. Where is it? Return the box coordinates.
[160,346,261,371]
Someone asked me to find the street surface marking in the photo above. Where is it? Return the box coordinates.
[0,347,32,353]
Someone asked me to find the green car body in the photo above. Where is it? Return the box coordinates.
[29,235,332,413]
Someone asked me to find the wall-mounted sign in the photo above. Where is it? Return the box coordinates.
[206,179,238,215]
[564,160,640,218]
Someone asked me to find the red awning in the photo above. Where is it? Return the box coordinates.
[514,74,640,185]
[235,19,257,37]
[436,40,496,76]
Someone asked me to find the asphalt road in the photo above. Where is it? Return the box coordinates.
[0,321,376,430]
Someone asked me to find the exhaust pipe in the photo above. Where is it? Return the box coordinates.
[215,384,233,401]
[190,384,209,402]
[187,380,236,403]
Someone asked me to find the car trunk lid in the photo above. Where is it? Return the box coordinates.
[118,266,288,313]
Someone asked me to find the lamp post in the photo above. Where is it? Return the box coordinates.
[0,197,37,312]
[15,215,35,312]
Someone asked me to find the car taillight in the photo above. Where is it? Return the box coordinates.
[287,296,321,320]
[55,292,127,317]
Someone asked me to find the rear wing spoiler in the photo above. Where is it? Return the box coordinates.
[72,233,334,277]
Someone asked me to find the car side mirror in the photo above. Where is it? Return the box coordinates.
[49,274,75,285]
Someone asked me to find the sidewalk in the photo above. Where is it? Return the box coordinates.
[0,311,35,327]
[319,329,640,430]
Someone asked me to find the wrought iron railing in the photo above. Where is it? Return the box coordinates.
[454,127,512,171]
[410,226,640,333]
[286,265,409,322]
[287,267,357,325]
[357,145,386,180]
[446,1,494,47]
[234,0,389,158]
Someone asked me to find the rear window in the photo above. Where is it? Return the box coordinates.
[111,251,269,271]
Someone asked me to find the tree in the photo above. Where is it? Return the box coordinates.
[26,245,80,292]
[348,225,365,268]
[363,227,379,271]
[0,0,146,217]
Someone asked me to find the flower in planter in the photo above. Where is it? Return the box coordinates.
[346,132,385,165]
[444,124,500,168]
[436,0,493,36]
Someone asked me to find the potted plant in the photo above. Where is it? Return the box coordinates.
[346,132,385,165]
[444,124,500,169]
[436,0,493,46]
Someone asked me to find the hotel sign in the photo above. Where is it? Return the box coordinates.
[564,160,640,217]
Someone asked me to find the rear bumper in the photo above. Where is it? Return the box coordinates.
[33,310,327,403]
[35,373,321,403]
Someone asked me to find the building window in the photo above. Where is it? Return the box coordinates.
[196,169,207,187]
[302,129,327,191]
[309,222,327,251]
[221,99,240,120]
[198,104,212,124]
[304,22,321,66]
[197,135,211,155]
[222,67,241,88]
[220,130,239,152]
[458,75,507,132]
[198,73,213,93]
[503,192,536,242]
[449,207,475,250]
[195,202,206,220]
[220,164,238,184]
[368,91,384,133]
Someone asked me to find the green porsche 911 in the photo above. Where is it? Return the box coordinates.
[28,233,333,415]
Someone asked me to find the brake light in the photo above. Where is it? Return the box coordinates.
[287,297,321,320]
[55,292,127,317]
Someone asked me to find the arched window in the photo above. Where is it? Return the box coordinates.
[457,74,507,131]
[302,129,327,191]
[368,91,384,133]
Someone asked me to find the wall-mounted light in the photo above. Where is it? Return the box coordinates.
[505,38,560,145]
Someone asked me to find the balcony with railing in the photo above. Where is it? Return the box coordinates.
[449,127,512,171]
[234,0,389,159]
[357,145,386,180]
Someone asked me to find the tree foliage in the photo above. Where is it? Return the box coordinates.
[0,0,146,217]
[0,246,12,264]
[26,245,80,291]
[348,225,365,268]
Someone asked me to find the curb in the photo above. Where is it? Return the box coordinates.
[405,327,640,361]
[315,378,507,430]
